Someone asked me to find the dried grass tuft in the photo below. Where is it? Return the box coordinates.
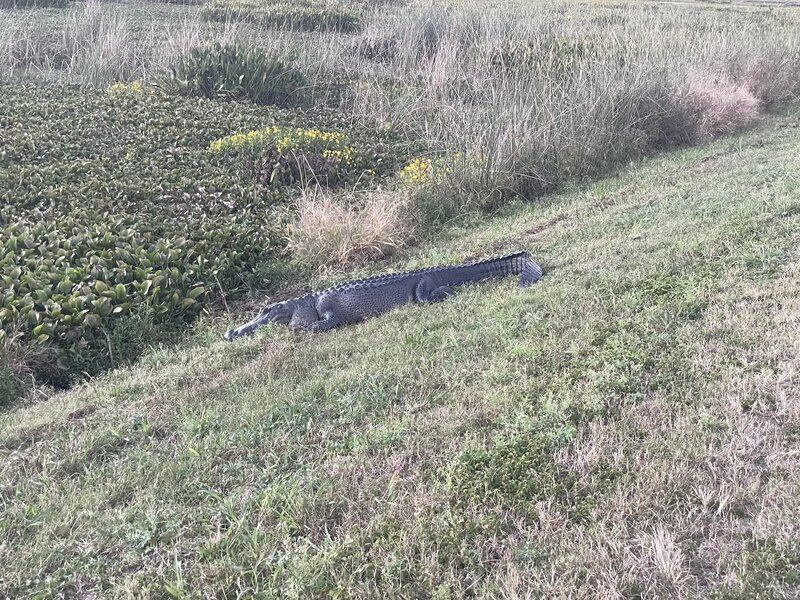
[684,72,761,141]
[287,188,415,269]
[740,56,800,108]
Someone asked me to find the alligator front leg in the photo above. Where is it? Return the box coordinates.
[428,285,454,302]
[308,311,342,332]
[414,276,455,303]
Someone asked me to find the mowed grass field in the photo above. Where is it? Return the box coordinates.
[2,102,799,597]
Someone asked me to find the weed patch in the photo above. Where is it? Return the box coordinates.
[445,424,608,522]
[711,537,800,599]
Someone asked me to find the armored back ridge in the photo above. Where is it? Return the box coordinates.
[224,250,543,339]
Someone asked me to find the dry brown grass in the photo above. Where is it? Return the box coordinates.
[684,72,761,141]
[287,187,416,269]
[741,55,800,108]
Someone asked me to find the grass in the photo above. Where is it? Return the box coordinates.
[1,100,798,597]
[1,0,800,594]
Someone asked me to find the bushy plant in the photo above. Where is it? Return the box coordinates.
[684,72,761,141]
[169,43,308,107]
[287,188,414,268]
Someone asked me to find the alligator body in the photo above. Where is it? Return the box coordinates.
[224,250,542,339]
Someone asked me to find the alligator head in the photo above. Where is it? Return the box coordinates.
[224,294,320,340]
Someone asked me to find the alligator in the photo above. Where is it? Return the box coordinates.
[224,250,543,339]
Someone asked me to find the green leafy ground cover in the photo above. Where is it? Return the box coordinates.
[1,103,797,598]
[201,0,362,33]
[0,82,399,387]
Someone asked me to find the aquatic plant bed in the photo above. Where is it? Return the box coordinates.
[0,82,396,382]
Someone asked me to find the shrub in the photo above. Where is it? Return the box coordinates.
[287,188,414,269]
[169,43,308,107]
[202,0,360,33]
[683,72,761,141]
[211,125,357,188]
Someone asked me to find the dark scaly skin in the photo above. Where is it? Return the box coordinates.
[224,251,543,339]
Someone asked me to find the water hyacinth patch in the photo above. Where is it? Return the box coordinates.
[0,83,299,387]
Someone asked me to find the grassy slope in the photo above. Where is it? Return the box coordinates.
[2,107,799,598]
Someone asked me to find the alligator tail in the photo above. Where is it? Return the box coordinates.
[517,252,543,286]
[489,251,542,286]
[436,251,543,287]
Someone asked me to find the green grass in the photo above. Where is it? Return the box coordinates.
[1,102,798,597]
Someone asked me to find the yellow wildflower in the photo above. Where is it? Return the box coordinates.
[400,157,433,184]
[210,125,357,167]
[107,81,146,95]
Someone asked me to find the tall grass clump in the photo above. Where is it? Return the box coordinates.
[60,0,144,84]
[288,188,414,269]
